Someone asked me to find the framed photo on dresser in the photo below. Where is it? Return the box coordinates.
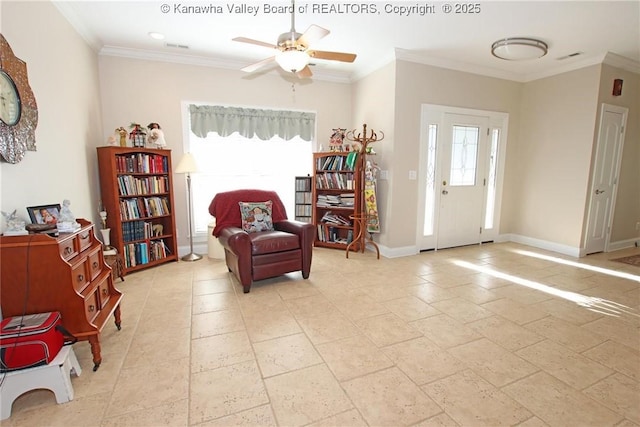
[26,204,61,225]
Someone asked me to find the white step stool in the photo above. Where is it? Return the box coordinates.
[0,345,82,420]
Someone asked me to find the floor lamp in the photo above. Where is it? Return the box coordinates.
[175,152,202,261]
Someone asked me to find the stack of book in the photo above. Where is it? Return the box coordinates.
[320,211,351,226]
[340,193,355,207]
[316,194,343,207]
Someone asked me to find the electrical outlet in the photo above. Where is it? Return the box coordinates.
[408,170,417,180]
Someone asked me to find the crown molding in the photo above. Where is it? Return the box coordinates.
[393,48,640,83]
[394,48,527,82]
[603,52,640,74]
[350,51,397,82]
[99,46,352,84]
[52,1,102,52]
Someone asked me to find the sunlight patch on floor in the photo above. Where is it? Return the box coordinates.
[513,249,640,283]
[453,260,639,319]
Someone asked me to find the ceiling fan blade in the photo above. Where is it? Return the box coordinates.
[232,37,278,50]
[296,65,313,79]
[297,25,330,48]
[241,56,276,73]
[308,50,357,63]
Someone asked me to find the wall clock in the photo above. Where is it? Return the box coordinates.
[0,34,38,164]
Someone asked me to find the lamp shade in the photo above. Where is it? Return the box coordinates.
[175,152,199,174]
[275,50,309,73]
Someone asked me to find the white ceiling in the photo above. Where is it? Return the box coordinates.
[54,1,640,83]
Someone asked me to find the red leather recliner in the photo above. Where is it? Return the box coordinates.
[208,189,315,293]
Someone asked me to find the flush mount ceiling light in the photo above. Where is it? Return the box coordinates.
[275,49,310,73]
[491,37,548,61]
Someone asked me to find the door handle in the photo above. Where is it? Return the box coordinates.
[595,189,605,194]
[442,190,449,195]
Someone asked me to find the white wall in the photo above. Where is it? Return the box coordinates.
[351,61,396,248]
[0,1,103,231]
[98,55,352,248]
[516,66,601,249]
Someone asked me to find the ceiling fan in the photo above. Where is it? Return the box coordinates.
[232,0,356,78]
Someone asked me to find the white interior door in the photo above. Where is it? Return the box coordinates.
[437,114,489,249]
[584,104,627,255]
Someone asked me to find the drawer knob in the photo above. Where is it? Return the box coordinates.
[93,261,99,268]
[102,288,108,296]
[88,304,95,312]
[77,274,84,282]
[64,247,73,255]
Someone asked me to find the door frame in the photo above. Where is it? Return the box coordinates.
[583,103,628,255]
[417,104,509,251]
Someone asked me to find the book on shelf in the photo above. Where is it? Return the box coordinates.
[320,211,351,226]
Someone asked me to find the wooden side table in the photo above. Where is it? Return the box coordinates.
[104,252,125,281]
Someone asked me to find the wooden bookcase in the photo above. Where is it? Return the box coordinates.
[97,147,178,273]
[312,152,362,249]
[294,175,312,223]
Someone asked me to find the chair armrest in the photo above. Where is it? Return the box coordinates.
[218,226,251,255]
[275,220,315,242]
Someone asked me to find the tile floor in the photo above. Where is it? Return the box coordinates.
[2,242,639,426]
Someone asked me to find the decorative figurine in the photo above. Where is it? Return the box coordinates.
[329,128,346,152]
[57,199,80,232]
[116,127,127,147]
[146,122,167,148]
[2,210,28,235]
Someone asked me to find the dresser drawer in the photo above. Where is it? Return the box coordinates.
[97,280,111,309]
[77,228,93,253]
[59,238,77,261]
[71,260,89,292]
[84,287,100,323]
[88,248,102,281]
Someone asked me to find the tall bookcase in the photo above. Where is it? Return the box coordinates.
[312,152,362,248]
[294,175,312,223]
[97,147,178,273]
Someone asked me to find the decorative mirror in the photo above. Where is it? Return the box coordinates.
[0,34,38,164]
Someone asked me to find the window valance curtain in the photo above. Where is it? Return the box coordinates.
[190,105,315,142]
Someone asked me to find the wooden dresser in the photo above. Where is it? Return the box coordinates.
[0,219,122,371]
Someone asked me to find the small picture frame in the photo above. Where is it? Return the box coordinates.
[27,204,61,225]
[612,79,623,96]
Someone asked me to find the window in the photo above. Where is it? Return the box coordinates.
[484,128,500,230]
[423,124,438,236]
[450,125,479,186]
[186,105,314,235]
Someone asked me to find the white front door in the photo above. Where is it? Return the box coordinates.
[436,114,489,249]
[584,104,628,255]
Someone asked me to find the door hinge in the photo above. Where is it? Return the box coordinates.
[483,178,486,186]
[480,227,483,234]
[487,128,490,136]
[621,126,624,133]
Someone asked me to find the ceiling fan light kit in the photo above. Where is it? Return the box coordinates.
[233,0,356,79]
[275,50,309,72]
[491,37,548,61]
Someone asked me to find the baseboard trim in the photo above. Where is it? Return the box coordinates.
[378,244,418,259]
[608,238,640,252]
[499,234,581,258]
